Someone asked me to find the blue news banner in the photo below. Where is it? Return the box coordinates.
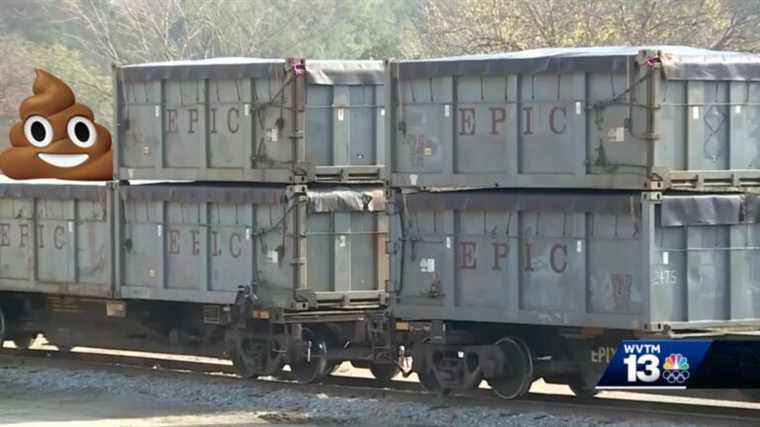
[596,340,760,390]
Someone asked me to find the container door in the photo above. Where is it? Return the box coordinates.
[208,79,253,169]
[393,76,453,174]
[119,80,162,170]
[251,75,295,169]
[164,80,206,168]
[517,73,585,176]
[0,198,34,281]
[121,199,164,292]
[454,76,515,175]
[36,199,77,283]
[207,203,254,292]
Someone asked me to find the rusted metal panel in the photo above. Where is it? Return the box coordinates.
[0,183,113,298]
[116,183,388,309]
[389,190,760,332]
[115,59,385,184]
[387,47,760,191]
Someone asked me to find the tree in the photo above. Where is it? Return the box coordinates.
[58,0,419,63]
[413,0,760,57]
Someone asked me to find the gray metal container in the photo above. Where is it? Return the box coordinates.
[115,183,388,309]
[390,189,760,332]
[115,59,385,183]
[387,47,760,191]
[0,183,113,298]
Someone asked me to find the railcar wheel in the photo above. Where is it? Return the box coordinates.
[292,327,329,384]
[417,368,451,395]
[369,363,400,384]
[230,336,283,379]
[568,375,600,399]
[230,343,260,379]
[487,337,534,400]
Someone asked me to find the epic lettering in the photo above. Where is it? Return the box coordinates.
[0,223,245,258]
[167,228,244,258]
[166,107,240,134]
[456,240,568,274]
[0,223,66,250]
[457,105,567,136]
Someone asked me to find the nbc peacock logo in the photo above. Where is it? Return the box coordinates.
[662,353,691,384]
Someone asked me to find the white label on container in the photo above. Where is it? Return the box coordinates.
[154,105,160,117]
[576,101,582,115]
[444,104,451,117]
[662,251,669,265]
[245,227,251,240]
[692,106,700,120]
[68,221,74,233]
[576,240,583,253]
[148,269,157,279]
[270,128,279,142]
[615,127,625,142]
[268,250,278,264]
[244,104,251,116]
[736,105,742,114]
[420,258,436,273]
[337,107,345,121]
[157,225,162,237]
[409,174,418,186]
[380,108,386,116]
[338,235,347,248]
[445,236,452,249]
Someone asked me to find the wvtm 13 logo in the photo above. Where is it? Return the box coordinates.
[596,341,710,390]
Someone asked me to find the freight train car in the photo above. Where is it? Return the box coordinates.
[0,181,114,349]
[386,46,760,191]
[0,182,395,383]
[115,58,385,183]
[389,189,760,398]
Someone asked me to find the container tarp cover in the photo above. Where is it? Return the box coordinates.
[120,184,287,205]
[402,191,760,226]
[0,183,109,202]
[308,187,386,212]
[119,57,384,85]
[400,191,640,215]
[120,184,386,211]
[396,46,760,81]
[661,194,760,226]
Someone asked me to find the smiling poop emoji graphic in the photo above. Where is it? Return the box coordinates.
[0,69,112,180]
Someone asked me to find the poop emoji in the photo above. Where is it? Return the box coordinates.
[0,69,112,180]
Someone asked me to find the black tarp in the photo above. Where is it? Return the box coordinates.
[400,190,639,215]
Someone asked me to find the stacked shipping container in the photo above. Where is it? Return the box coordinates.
[113,58,389,309]
[387,46,760,331]
[385,46,760,396]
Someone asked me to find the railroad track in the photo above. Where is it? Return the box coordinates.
[2,344,760,426]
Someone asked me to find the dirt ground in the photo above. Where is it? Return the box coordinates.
[0,383,280,427]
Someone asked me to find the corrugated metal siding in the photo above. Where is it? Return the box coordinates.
[0,184,113,297]
[390,191,760,331]
[116,184,388,308]
[387,59,760,190]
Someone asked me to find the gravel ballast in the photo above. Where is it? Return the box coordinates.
[0,359,702,426]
